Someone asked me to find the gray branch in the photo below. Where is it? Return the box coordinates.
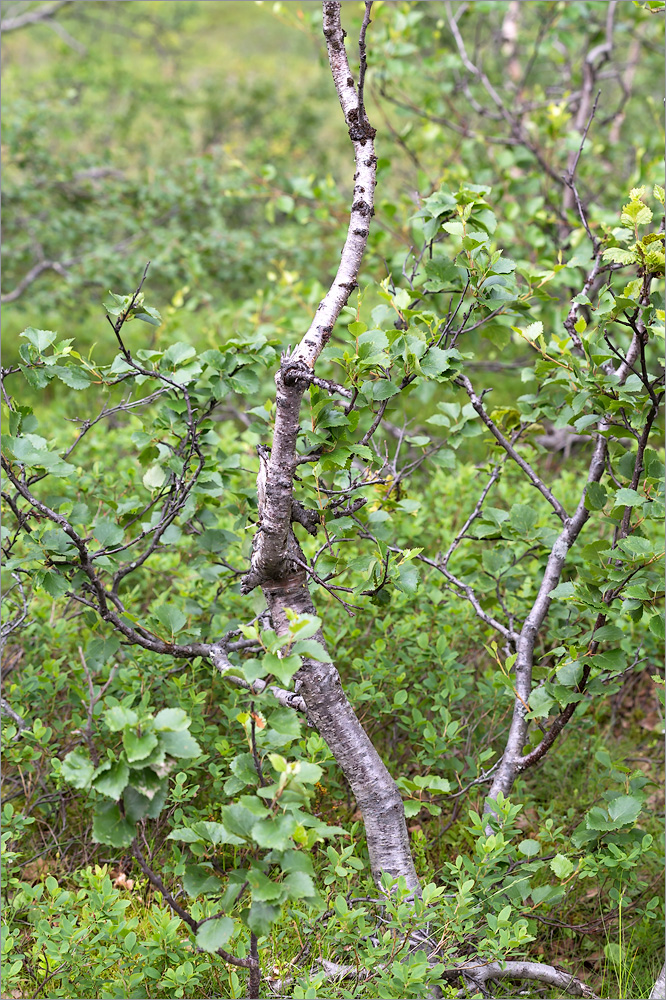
[1,0,75,32]
[457,374,569,523]
[486,325,644,809]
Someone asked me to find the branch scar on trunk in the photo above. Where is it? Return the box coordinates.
[239,1,418,891]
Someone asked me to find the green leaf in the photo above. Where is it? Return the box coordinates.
[123,729,159,763]
[163,342,196,367]
[528,687,555,718]
[183,864,221,897]
[220,804,256,840]
[607,795,642,827]
[394,561,419,594]
[509,504,537,534]
[123,781,168,822]
[247,868,283,902]
[159,729,202,759]
[143,465,167,490]
[550,854,574,879]
[520,321,543,342]
[423,258,462,290]
[41,570,69,599]
[420,347,458,378]
[92,760,130,799]
[356,329,388,358]
[292,761,323,785]
[61,749,95,790]
[135,306,162,326]
[613,488,644,507]
[92,518,124,548]
[246,901,280,937]
[196,917,234,953]
[371,379,400,401]
[53,365,92,390]
[20,328,57,353]
[153,605,187,636]
[262,652,301,687]
[548,581,575,600]
[584,482,607,511]
[92,801,135,848]
[167,827,206,843]
[103,706,138,732]
[286,614,322,639]
[283,870,316,900]
[518,839,540,858]
[20,364,51,389]
[618,536,654,560]
[153,708,191,732]
[291,639,332,662]
[189,821,245,845]
[648,614,665,640]
[251,813,297,850]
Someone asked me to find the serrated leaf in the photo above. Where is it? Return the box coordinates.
[92,518,123,548]
[423,258,461,290]
[123,781,168,822]
[53,366,92,390]
[251,813,297,850]
[143,465,167,490]
[528,687,555,718]
[550,854,574,879]
[220,803,256,840]
[123,729,158,763]
[103,706,138,732]
[61,749,95,790]
[607,795,642,827]
[196,916,234,953]
[153,708,190,732]
[613,488,644,507]
[394,561,419,594]
[20,328,57,353]
[153,604,187,636]
[159,729,202,758]
[371,379,400,401]
[163,342,196,366]
[584,482,607,511]
[420,347,458,378]
[521,321,543,341]
[291,639,332,662]
[246,901,280,937]
[262,652,301,687]
[92,760,129,799]
[283,870,316,900]
[648,614,665,640]
[183,864,221,897]
[510,503,538,533]
[92,801,135,848]
[247,868,283,902]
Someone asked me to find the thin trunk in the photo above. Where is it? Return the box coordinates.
[264,574,418,888]
[240,1,419,892]
[486,328,643,809]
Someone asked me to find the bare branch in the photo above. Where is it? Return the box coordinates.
[1,0,75,33]
[1,259,70,304]
[456,374,569,523]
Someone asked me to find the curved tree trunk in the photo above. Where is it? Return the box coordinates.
[240,0,418,892]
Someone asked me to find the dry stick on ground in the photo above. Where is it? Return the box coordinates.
[239,0,419,893]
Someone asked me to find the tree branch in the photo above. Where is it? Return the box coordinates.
[1,0,75,33]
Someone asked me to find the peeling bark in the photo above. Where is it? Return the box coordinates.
[240,1,418,891]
